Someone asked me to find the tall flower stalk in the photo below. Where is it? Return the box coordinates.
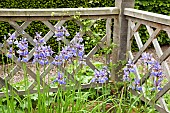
[124,52,164,91]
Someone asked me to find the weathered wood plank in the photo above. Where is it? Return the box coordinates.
[42,21,70,45]
[5,66,20,81]
[8,21,35,46]
[130,21,143,49]
[86,35,107,59]
[159,47,170,63]
[0,15,117,21]
[127,19,132,57]
[0,77,18,93]
[132,22,142,33]
[116,0,134,62]
[166,31,170,39]
[159,97,170,112]
[131,89,169,113]
[155,81,170,102]
[85,59,97,71]
[126,17,170,33]
[124,8,170,26]
[44,20,66,42]
[0,81,113,97]
[0,7,119,16]
[106,18,112,65]
[133,28,161,63]
[146,25,170,81]
[13,58,47,87]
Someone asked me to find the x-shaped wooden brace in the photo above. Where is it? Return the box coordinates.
[128,19,169,112]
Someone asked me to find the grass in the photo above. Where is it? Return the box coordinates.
[0,60,159,113]
[0,49,165,113]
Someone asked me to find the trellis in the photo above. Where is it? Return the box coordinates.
[0,7,119,96]
[0,0,170,112]
[125,8,170,113]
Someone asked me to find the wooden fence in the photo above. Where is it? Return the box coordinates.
[0,0,170,112]
[0,7,119,96]
[125,8,170,113]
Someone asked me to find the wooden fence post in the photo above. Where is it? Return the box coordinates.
[112,0,135,81]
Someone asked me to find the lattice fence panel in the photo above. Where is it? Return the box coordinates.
[0,12,117,97]
[127,17,170,113]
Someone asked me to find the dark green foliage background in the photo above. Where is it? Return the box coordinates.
[133,0,170,51]
[0,0,169,52]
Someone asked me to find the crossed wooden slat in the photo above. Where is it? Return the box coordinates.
[1,20,66,91]
[0,18,112,95]
[28,19,95,90]
[1,21,32,84]
[127,19,170,112]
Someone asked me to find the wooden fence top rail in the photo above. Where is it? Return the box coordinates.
[0,7,119,17]
[124,8,170,26]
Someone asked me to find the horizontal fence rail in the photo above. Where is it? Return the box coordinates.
[124,8,170,26]
[0,7,118,97]
[0,7,119,21]
[0,7,119,16]
[125,8,170,113]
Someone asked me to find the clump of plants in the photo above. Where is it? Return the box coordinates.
[0,26,114,113]
[0,26,164,113]
[123,52,163,92]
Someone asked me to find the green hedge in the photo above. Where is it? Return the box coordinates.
[133,0,170,51]
[0,0,170,53]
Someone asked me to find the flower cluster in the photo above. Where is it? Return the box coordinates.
[5,33,29,63]
[150,61,163,91]
[33,45,54,65]
[124,52,164,91]
[52,32,85,66]
[6,33,17,45]
[7,47,14,58]
[15,38,29,62]
[123,59,142,91]
[54,26,70,41]
[4,27,86,85]
[33,32,54,65]
[123,59,136,81]
[90,66,109,83]
[33,32,44,46]
[52,30,85,84]
[141,52,163,91]
[140,52,155,69]
[52,72,66,85]
[6,33,17,58]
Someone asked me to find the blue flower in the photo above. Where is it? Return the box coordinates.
[7,47,14,58]
[74,32,83,43]
[33,32,45,46]
[52,72,66,85]
[54,26,70,41]
[126,59,136,73]
[123,59,136,82]
[6,33,16,45]
[140,52,155,65]
[91,67,109,83]
[16,38,29,62]
[123,68,130,81]
[52,54,63,66]
[32,34,54,65]
[133,79,142,91]
[150,61,163,90]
